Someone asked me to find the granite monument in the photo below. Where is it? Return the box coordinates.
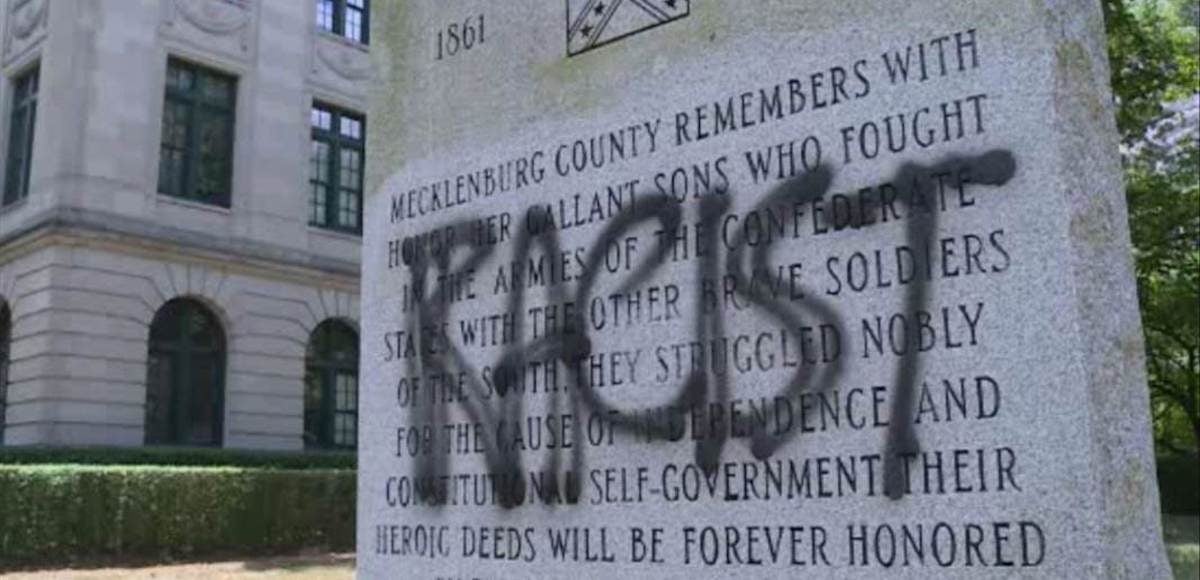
[359,1,1170,577]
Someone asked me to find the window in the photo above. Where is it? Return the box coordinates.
[309,103,364,233]
[4,67,38,206]
[158,59,236,207]
[0,301,10,445]
[304,320,358,450]
[316,0,369,44]
[145,299,225,446]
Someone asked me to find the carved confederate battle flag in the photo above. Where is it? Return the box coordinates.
[566,0,691,56]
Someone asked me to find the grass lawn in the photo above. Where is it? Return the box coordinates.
[1165,514,1200,580]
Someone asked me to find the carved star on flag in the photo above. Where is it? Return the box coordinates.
[567,0,691,56]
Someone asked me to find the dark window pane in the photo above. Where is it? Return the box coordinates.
[195,111,232,203]
[303,369,324,447]
[200,75,234,104]
[312,140,331,182]
[186,304,221,349]
[149,301,183,343]
[338,188,359,229]
[185,353,220,445]
[330,325,357,364]
[336,372,357,410]
[337,147,362,229]
[163,103,190,148]
[320,0,368,44]
[339,116,361,140]
[311,106,332,131]
[335,412,356,448]
[316,0,335,31]
[167,65,194,92]
[158,150,184,197]
[4,110,28,203]
[305,320,358,449]
[4,67,39,206]
[158,59,236,207]
[310,183,328,225]
[0,303,10,445]
[158,102,191,197]
[310,140,331,226]
[344,10,363,42]
[144,350,174,444]
[339,149,360,187]
[311,103,364,232]
[145,299,225,447]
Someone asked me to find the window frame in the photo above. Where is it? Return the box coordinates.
[157,58,238,208]
[317,0,370,45]
[309,102,365,234]
[304,320,359,450]
[145,299,226,447]
[3,65,38,207]
[0,301,10,446]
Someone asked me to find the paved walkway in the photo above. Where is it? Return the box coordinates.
[2,554,354,579]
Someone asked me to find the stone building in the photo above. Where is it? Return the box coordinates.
[0,0,371,450]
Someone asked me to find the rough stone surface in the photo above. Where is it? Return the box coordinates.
[360,1,1170,577]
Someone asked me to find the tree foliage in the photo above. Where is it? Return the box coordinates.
[1128,145,1200,454]
[1103,0,1198,143]
[1103,0,1200,454]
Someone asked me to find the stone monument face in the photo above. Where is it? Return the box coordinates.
[359,1,1170,577]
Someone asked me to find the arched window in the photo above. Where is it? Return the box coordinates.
[304,320,358,449]
[145,298,225,446]
[0,301,10,445]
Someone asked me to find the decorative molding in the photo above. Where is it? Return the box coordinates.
[315,287,359,324]
[4,0,48,62]
[315,40,371,81]
[165,0,252,52]
[0,207,361,289]
[9,0,47,40]
[173,0,247,34]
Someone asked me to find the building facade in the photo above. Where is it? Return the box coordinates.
[0,0,370,450]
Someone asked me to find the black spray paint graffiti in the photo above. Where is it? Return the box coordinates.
[398,149,1016,508]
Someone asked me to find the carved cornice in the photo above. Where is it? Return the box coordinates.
[0,206,361,284]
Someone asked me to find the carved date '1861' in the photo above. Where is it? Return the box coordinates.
[435,14,486,61]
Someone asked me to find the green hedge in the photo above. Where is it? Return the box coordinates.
[1158,453,1200,515]
[0,465,355,568]
[0,446,354,470]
